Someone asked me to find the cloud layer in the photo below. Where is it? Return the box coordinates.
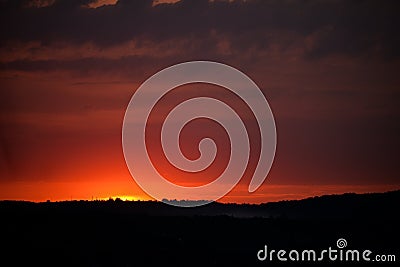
[1,0,399,201]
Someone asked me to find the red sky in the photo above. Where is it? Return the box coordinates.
[0,0,399,203]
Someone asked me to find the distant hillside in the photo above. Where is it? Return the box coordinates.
[0,190,399,266]
[1,189,399,219]
[260,189,400,219]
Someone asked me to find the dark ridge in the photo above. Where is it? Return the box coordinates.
[0,190,399,266]
[1,189,399,219]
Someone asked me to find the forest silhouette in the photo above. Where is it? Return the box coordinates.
[1,190,399,266]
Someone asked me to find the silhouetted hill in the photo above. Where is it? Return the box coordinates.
[260,189,400,219]
[0,190,399,266]
[1,189,399,219]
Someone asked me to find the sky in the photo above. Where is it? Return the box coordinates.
[0,0,399,203]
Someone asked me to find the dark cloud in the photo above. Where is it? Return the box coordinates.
[1,0,399,59]
[0,55,151,73]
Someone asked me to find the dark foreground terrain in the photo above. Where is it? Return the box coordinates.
[1,190,399,266]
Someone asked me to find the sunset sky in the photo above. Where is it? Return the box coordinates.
[0,0,399,203]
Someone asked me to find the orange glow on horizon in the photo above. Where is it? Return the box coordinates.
[0,178,398,204]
